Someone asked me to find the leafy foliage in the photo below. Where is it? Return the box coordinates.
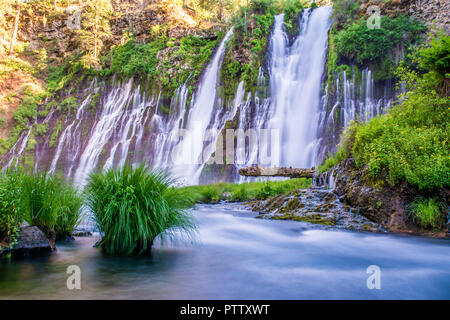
[332,15,426,79]
[0,169,23,250]
[84,165,196,256]
[322,34,450,191]
[106,38,166,79]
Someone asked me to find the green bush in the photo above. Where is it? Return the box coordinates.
[199,185,221,203]
[333,15,426,78]
[409,197,445,229]
[107,38,166,79]
[321,34,450,191]
[84,165,196,256]
[0,169,23,250]
[231,184,250,201]
[19,172,83,242]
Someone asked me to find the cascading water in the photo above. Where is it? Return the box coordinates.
[315,68,394,164]
[0,7,395,186]
[171,28,234,184]
[72,78,141,186]
[268,7,332,168]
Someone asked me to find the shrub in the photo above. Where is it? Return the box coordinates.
[84,165,196,256]
[334,15,426,78]
[0,169,23,250]
[107,38,166,79]
[409,197,446,229]
[321,34,450,191]
[19,172,83,243]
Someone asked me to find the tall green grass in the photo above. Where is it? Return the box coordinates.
[409,197,446,229]
[84,165,196,256]
[0,169,23,249]
[1,169,82,251]
[19,172,83,243]
[180,178,311,204]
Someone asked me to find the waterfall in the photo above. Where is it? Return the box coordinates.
[151,84,189,170]
[0,7,396,185]
[171,28,234,185]
[48,91,92,175]
[268,7,332,168]
[315,68,394,163]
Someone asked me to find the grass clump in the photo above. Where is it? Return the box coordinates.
[0,169,23,250]
[84,165,196,256]
[409,197,446,229]
[19,171,83,243]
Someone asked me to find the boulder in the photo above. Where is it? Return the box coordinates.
[7,222,52,256]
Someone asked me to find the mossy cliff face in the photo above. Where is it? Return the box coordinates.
[329,158,449,237]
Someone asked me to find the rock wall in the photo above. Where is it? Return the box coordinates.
[360,0,449,34]
[325,158,450,236]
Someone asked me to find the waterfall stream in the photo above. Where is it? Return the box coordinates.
[171,28,234,184]
[0,6,395,185]
[268,7,332,168]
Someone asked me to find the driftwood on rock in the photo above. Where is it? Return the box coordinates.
[238,166,315,178]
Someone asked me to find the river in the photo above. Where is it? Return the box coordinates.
[1,204,449,299]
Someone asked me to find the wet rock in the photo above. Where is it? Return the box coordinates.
[247,185,384,232]
[5,222,52,256]
[72,228,93,237]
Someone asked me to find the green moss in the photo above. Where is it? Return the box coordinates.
[34,123,48,136]
[90,92,100,112]
[60,96,78,114]
[49,121,62,148]
[272,213,336,226]
[26,134,36,152]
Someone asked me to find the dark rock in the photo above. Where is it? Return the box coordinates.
[72,228,93,237]
[247,185,384,232]
[5,222,52,256]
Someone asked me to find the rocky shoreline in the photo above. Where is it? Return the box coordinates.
[246,187,384,233]
[245,159,449,238]
[0,225,94,257]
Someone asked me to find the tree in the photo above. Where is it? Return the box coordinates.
[77,0,112,68]
[9,0,21,55]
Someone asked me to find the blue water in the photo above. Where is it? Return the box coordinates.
[1,204,449,299]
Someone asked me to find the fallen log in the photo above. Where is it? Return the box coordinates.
[238,166,315,178]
